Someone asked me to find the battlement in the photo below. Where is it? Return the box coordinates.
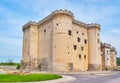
[73,19,88,28]
[101,43,111,48]
[22,21,38,30]
[23,9,101,30]
[110,47,116,51]
[38,9,74,26]
[87,23,101,29]
[73,19,101,29]
[51,9,74,17]
[110,47,117,54]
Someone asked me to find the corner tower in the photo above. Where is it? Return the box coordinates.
[110,47,117,69]
[88,23,101,70]
[101,43,111,70]
[21,21,38,70]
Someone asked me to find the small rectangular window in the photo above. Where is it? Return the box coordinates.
[84,55,86,59]
[81,47,84,51]
[84,39,87,44]
[73,45,77,50]
[68,30,72,35]
[77,38,80,42]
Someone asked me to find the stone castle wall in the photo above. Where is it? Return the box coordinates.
[21,9,117,71]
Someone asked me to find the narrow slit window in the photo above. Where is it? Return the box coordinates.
[79,54,81,59]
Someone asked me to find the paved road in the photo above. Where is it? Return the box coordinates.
[0,69,6,74]
[64,73,120,83]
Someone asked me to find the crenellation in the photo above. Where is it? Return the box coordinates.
[38,9,74,26]
[101,42,117,70]
[73,19,88,28]
[22,21,38,30]
[87,23,101,29]
[110,47,116,51]
[52,9,74,17]
[73,19,101,29]
[101,43,111,48]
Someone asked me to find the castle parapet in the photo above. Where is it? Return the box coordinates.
[110,47,117,54]
[73,19,88,28]
[38,9,74,26]
[101,43,111,48]
[22,21,38,30]
[110,47,116,51]
[51,9,74,17]
[87,23,101,30]
[22,9,101,30]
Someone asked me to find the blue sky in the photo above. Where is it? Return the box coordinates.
[0,0,120,63]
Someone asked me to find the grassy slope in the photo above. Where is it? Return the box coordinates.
[0,74,62,82]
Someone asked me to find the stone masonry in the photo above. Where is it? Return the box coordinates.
[21,9,117,72]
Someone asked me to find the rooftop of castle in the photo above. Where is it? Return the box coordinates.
[22,9,101,30]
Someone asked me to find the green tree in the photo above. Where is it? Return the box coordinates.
[117,57,120,66]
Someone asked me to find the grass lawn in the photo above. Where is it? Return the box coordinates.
[0,74,62,82]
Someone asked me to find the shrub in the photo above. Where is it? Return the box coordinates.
[38,64,42,71]
[16,64,21,69]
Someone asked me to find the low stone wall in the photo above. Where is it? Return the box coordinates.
[0,66,17,71]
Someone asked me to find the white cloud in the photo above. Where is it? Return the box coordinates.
[110,29,120,34]
[85,0,109,3]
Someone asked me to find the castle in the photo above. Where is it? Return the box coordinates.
[21,9,117,72]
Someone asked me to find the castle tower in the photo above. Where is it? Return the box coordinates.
[88,23,102,70]
[101,43,111,70]
[110,47,117,69]
[21,21,38,70]
[52,10,74,71]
